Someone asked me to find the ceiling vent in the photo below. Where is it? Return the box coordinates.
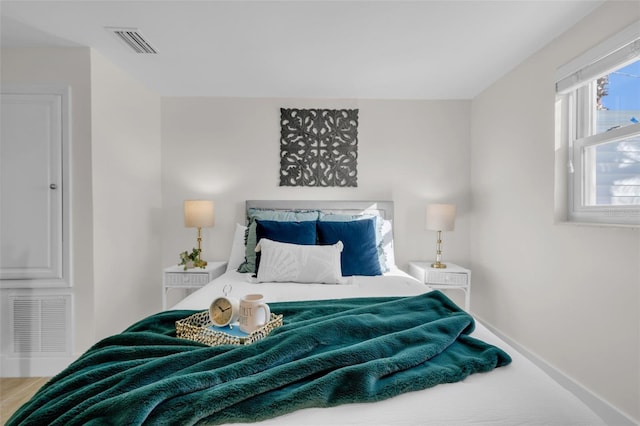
[108,27,158,54]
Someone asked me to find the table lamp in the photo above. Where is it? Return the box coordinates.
[425,203,456,269]
[184,200,214,262]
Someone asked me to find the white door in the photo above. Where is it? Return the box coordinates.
[0,89,69,287]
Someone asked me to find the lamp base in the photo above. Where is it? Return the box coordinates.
[431,261,447,269]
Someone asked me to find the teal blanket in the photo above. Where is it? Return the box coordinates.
[8,291,511,425]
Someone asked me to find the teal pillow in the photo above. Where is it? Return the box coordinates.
[237,209,320,273]
[317,218,382,276]
[318,213,388,272]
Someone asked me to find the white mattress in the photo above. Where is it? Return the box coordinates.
[172,270,606,426]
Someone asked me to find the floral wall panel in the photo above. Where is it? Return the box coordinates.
[280,108,358,187]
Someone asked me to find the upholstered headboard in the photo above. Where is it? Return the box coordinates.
[245,200,394,221]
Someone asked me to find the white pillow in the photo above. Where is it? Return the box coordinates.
[226,223,247,272]
[255,239,344,284]
[381,219,396,270]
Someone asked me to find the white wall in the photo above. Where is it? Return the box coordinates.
[2,48,472,352]
[1,47,163,356]
[470,1,640,422]
[1,48,96,354]
[161,98,471,305]
[90,51,162,339]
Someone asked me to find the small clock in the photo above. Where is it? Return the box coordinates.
[209,296,240,327]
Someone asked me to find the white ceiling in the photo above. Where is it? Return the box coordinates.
[1,0,605,99]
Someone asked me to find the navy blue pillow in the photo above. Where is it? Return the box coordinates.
[255,220,317,273]
[316,218,382,276]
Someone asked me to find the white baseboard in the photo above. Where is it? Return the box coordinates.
[477,316,638,426]
[1,354,75,377]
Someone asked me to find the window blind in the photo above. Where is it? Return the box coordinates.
[555,20,640,94]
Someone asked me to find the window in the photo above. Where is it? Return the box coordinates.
[556,21,640,226]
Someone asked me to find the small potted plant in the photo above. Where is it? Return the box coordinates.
[178,248,208,271]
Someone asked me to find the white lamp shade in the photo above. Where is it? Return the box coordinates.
[426,204,456,231]
[184,200,214,228]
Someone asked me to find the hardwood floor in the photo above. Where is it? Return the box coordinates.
[0,377,50,424]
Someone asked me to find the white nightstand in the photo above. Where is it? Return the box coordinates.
[408,261,471,311]
[163,261,227,309]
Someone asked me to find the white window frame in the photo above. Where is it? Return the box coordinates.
[556,21,640,227]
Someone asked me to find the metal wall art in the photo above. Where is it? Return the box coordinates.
[280,108,358,187]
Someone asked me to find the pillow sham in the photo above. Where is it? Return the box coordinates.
[237,208,320,273]
[255,239,343,284]
[226,223,248,272]
[316,218,382,276]
[318,213,389,272]
[380,219,396,269]
[255,220,317,272]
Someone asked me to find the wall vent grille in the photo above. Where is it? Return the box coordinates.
[108,27,158,54]
[10,294,71,355]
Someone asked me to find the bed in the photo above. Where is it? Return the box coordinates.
[7,200,606,426]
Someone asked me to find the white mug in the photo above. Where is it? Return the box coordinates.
[239,294,271,333]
